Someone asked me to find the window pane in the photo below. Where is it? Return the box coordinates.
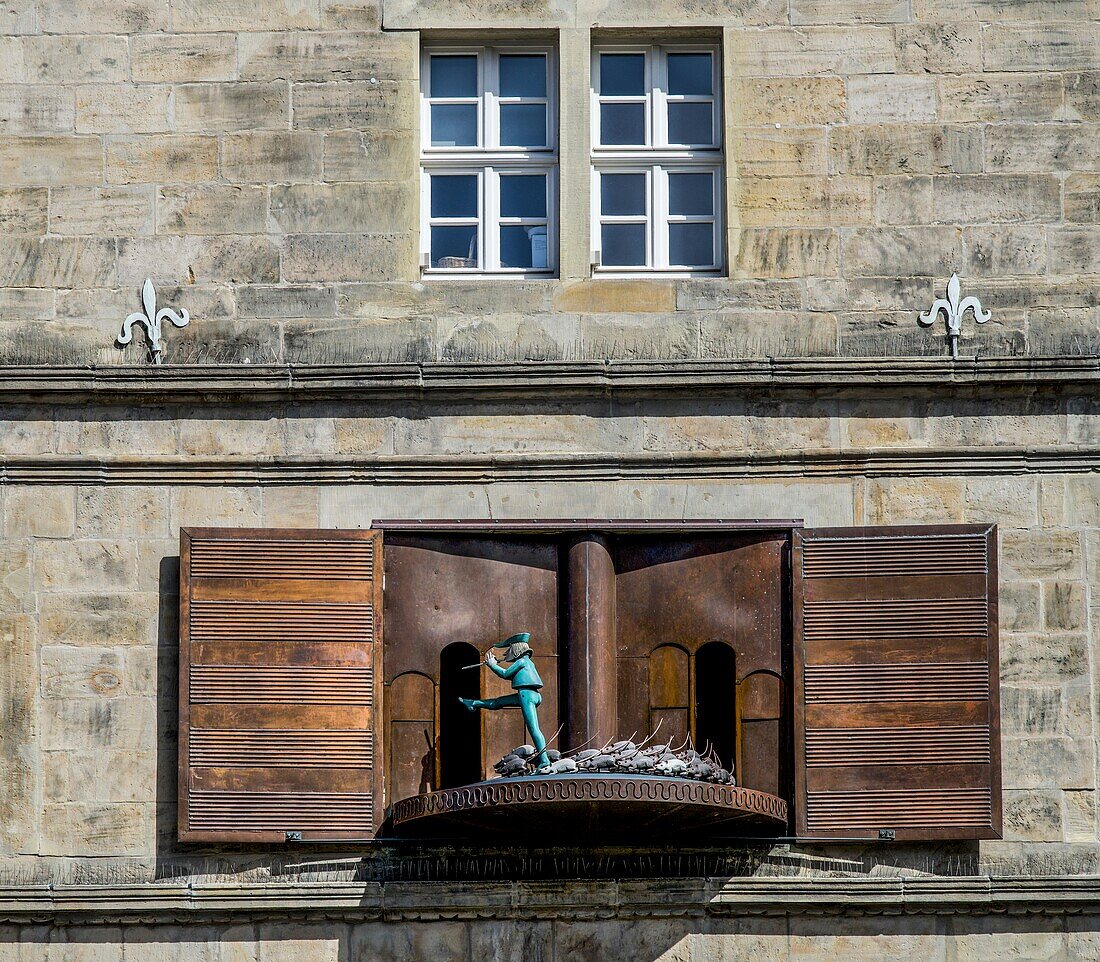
[601,173,646,216]
[667,102,713,145]
[430,55,477,98]
[600,102,645,146]
[668,173,714,216]
[500,54,547,98]
[431,225,479,269]
[602,223,646,266]
[500,103,547,147]
[500,174,547,218]
[501,225,549,269]
[431,103,477,147]
[667,53,712,96]
[600,53,645,96]
[431,174,478,218]
[669,222,713,267]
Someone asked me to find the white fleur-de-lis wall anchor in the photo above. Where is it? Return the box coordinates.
[117,278,190,364]
[918,273,991,360]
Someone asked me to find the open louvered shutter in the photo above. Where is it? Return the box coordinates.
[792,525,1001,841]
[179,528,383,842]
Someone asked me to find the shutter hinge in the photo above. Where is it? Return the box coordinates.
[285,831,303,842]
[878,829,896,841]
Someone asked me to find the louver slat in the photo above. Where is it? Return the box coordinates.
[793,525,1001,841]
[179,528,383,843]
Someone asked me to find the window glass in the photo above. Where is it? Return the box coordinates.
[668,223,713,266]
[500,54,547,98]
[431,225,479,269]
[431,174,478,218]
[668,173,713,216]
[602,224,646,266]
[500,225,548,269]
[600,103,645,146]
[501,174,547,218]
[600,53,645,96]
[431,104,477,147]
[500,103,547,147]
[667,53,712,96]
[601,174,646,216]
[430,55,478,98]
[667,102,713,145]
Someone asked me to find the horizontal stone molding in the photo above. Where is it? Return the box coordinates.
[0,356,1099,403]
[2,446,1100,484]
[0,876,1099,923]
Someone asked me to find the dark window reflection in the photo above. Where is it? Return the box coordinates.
[500,54,547,98]
[501,225,548,269]
[431,225,478,268]
[601,173,646,216]
[430,55,478,98]
[500,175,547,218]
[602,223,646,266]
[600,53,645,95]
[431,174,478,218]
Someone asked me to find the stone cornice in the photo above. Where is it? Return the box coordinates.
[2,446,1100,484]
[0,355,1098,403]
[0,876,1098,923]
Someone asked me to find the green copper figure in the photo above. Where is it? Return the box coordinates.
[459,632,548,768]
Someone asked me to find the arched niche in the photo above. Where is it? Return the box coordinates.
[387,671,435,804]
[439,642,483,789]
[695,641,736,770]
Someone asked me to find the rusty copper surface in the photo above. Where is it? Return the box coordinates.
[387,774,788,842]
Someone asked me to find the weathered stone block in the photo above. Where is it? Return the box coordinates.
[173,487,262,527]
[132,33,237,83]
[117,236,280,285]
[0,0,35,33]
[790,0,907,22]
[986,124,1100,173]
[105,136,219,186]
[39,591,158,647]
[874,176,933,225]
[40,802,148,857]
[0,288,52,321]
[322,128,417,182]
[842,227,963,276]
[984,23,1100,72]
[180,416,284,457]
[0,237,115,288]
[847,76,937,123]
[4,486,74,538]
[0,186,48,234]
[1001,686,1061,737]
[1002,530,1083,580]
[220,131,324,184]
[677,278,802,312]
[739,175,873,227]
[865,478,965,524]
[50,187,156,237]
[0,614,37,855]
[829,125,983,175]
[1003,790,1063,842]
[292,80,416,131]
[237,284,336,318]
[1064,789,1097,842]
[640,412,750,453]
[936,174,1062,224]
[157,186,268,235]
[332,418,395,454]
[269,181,414,234]
[0,84,75,134]
[1003,735,1096,790]
[172,0,321,30]
[578,312,698,360]
[962,477,1036,527]
[727,26,896,76]
[1067,71,1100,120]
[729,77,846,126]
[730,126,827,176]
[37,0,168,32]
[262,488,320,527]
[174,82,289,133]
[553,280,675,314]
[1002,632,1088,685]
[733,227,839,278]
[74,84,170,134]
[1043,581,1086,631]
[33,540,138,593]
[282,232,417,282]
[1065,173,1100,223]
[917,0,1097,16]
[939,72,1065,123]
[1,135,103,186]
[0,38,22,83]
[20,36,129,83]
[240,29,416,82]
[40,644,154,701]
[322,0,381,27]
[964,227,1047,276]
[1000,581,1041,632]
[700,311,838,357]
[1051,228,1100,274]
[75,487,171,539]
[897,23,983,74]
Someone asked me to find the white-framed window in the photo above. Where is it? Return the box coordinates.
[420,45,558,275]
[591,44,723,276]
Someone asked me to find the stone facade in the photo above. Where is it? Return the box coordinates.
[2,0,1100,957]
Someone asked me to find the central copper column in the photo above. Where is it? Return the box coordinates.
[565,533,617,751]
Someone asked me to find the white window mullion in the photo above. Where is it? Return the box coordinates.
[651,45,665,150]
[652,165,666,270]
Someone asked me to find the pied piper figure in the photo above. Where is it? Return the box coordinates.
[459,632,548,768]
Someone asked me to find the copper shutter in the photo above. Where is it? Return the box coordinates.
[792,525,1002,841]
[179,528,383,842]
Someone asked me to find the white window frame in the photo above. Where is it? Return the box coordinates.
[591,43,724,277]
[420,45,558,277]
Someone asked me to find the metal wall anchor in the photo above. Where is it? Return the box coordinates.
[918,273,990,360]
[117,278,190,364]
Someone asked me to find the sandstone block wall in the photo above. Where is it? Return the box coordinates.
[0,0,1097,363]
